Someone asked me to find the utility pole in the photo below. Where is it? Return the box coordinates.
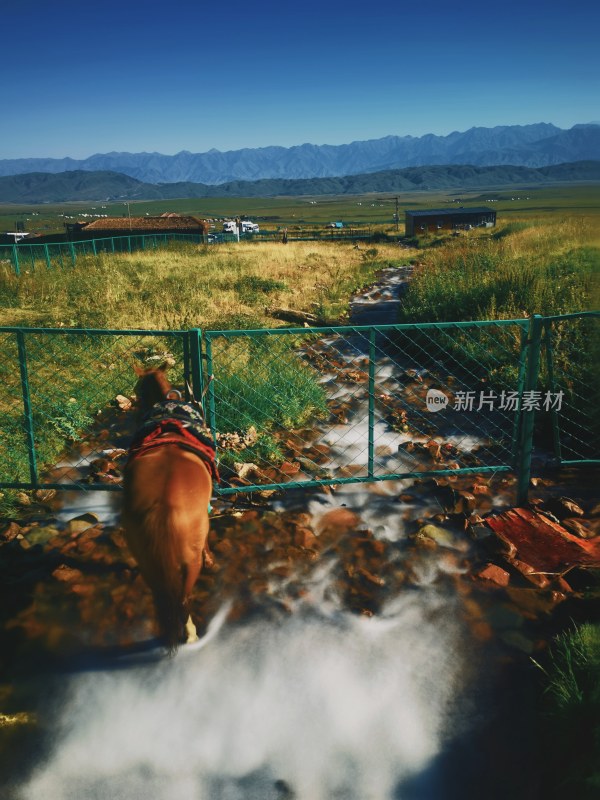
[395,197,399,232]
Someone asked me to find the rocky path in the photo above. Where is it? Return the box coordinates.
[348,264,412,326]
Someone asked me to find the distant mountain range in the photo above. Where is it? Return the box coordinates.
[1,161,599,203]
[1,123,599,186]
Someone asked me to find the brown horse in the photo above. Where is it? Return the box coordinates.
[122,364,217,651]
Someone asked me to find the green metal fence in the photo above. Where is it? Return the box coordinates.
[0,313,598,503]
[539,312,600,464]
[0,327,194,489]
[0,228,375,275]
[0,233,209,276]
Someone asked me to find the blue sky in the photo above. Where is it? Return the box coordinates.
[2,0,598,158]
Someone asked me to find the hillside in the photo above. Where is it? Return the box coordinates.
[1,124,599,185]
[0,171,159,203]
[0,162,598,204]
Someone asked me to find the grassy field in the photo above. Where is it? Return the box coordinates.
[0,196,396,236]
[0,239,407,329]
[2,183,599,237]
[400,216,598,322]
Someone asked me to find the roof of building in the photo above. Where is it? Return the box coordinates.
[81,215,208,231]
[405,207,494,217]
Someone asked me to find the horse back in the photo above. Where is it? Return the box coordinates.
[123,446,212,595]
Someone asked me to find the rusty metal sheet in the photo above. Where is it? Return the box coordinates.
[485,507,600,574]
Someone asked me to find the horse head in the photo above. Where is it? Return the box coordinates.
[133,362,179,415]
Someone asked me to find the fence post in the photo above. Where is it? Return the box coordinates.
[187,328,204,411]
[44,244,51,269]
[16,331,38,488]
[516,314,543,505]
[368,328,376,478]
[543,319,563,463]
[12,244,20,276]
[511,324,529,462]
[204,335,217,444]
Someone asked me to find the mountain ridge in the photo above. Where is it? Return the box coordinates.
[1,124,598,185]
[1,161,598,204]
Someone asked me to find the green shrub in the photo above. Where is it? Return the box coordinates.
[535,622,600,798]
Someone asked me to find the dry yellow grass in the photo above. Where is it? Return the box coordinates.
[0,240,413,330]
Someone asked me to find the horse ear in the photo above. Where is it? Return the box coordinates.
[133,365,144,376]
[158,362,171,372]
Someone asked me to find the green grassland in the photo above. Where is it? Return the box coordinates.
[1,183,598,237]
[401,217,598,321]
[0,239,403,329]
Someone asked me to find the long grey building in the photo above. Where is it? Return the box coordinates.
[405,207,497,235]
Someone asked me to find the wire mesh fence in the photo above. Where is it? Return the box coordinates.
[0,229,375,275]
[0,328,189,489]
[540,312,600,465]
[0,313,597,500]
[0,234,208,275]
[203,320,529,495]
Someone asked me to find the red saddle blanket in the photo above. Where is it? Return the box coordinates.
[127,418,220,484]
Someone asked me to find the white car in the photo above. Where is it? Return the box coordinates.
[222,220,259,234]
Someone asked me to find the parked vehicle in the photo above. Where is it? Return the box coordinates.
[222,220,260,234]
